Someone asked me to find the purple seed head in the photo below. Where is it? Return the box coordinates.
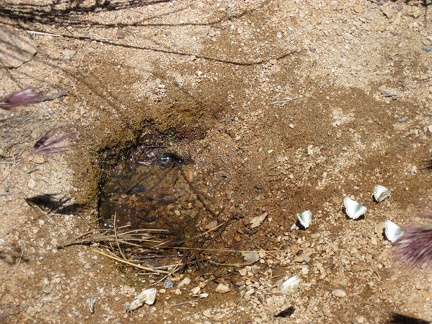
[396,225,432,267]
[31,128,77,155]
[0,88,42,110]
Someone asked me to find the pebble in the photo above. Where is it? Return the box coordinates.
[164,277,173,289]
[332,289,347,298]
[62,49,77,59]
[179,277,191,288]
[203,309,213,318]
[243,251,260,263]
[353,315,366,323]
[28,178,36,189]
[215,283,230,293]
[32,155,45,164]
[191,27,210,38]
[353,5,363,14]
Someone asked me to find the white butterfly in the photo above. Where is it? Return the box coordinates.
[373,185,393,203]
[297,210,312,229]
[385,220,404,243]
[343,197,367,219]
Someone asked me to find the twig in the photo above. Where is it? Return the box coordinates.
[207,260,255,267]
[175,247,279,253]
[113,212,127,260]
[172,300,198,307]
[12,182,60,230]
[32,91,67,103]
[180,169,220,219]
[93,248,170,274]
[10,249,24,277]
[26,30,61,37]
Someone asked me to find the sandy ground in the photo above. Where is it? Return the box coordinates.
[1,0,432,323]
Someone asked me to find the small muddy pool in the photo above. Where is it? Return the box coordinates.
[97,141,216,270]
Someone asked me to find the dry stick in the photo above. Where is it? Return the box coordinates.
[26,30,61,37]
[152,262,182,286]
[58,233,160,248]
[180,169,219,219]
[31,91,67,103]
[194,220,227,238]
[9,249,24,277]
[0,155,25,188]
[113,212,127,260]
[58,226,170,248]
[172,300,198,307]
[40,31,301,66]
[174,247,279,253]
[207,260,255,268]
[94,248,170,274]
[15,182,61,230]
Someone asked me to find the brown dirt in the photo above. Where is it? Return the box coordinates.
[1,0,432,323]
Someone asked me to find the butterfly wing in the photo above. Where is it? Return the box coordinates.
[385,220,403,243]
[373,185,392,202]
[344,197,366,219]
[297,210,312,228]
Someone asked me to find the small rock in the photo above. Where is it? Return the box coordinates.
[178,277,191,288]
[28,178,36,189]
[332,289,347,298]
[191,286,201,295]
[215,283,230,293]
[62,49,77,59]
[190,27,210,38]
[243,251,260,263]
[43,284,52,294]
[32,155,45,164]
[164,277,174,289]
[424,46,432,52]
[353,5,363,13]
[249,212,268,229]
[203,309,213,318]
[205,220,218,230]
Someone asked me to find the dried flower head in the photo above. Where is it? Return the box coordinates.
[0,88,42,110]
[30,128,77,155]
[396,224,432,267]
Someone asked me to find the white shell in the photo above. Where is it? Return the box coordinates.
[278,275,301,292]
[125,288,157,312]
[297,210,312,229]
[385,220,404,243]
[373,185,393,203]
[343,197,367,219]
